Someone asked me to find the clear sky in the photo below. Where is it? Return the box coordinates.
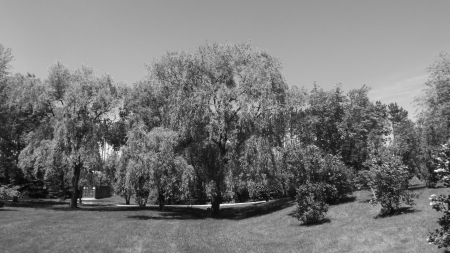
[1,0,450,119]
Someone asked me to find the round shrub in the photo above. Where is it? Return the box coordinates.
[365,147,417,216]
[294,182,330,224]
[427,141,450,248]
[0,185,20,200]
[427,194,450,248]
[135,188,150,207]
[286,145,354,204]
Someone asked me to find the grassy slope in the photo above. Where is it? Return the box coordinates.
[0,187,449,253]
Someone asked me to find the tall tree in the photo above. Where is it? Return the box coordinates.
[414,52,450,186]
[339,86,390,170]
[0,45,14,183]
[0,73,50,184]
[116,124,191,208]
[18,63,119,208]
[137,42,288,215]
[305,84,346,155]
[416,52,450,142]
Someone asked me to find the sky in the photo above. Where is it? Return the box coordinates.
[1,0,450,119]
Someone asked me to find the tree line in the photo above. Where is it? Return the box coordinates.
[0,43,449,218]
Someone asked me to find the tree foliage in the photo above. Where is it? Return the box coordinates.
[294,182,329,224]
[116,124,192,207]
[130,42,288,214]
[363,145,417,215]
[17,62,119,208]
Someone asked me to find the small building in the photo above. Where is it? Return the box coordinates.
[83,186,111,199]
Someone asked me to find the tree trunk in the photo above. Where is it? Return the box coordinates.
[70,164,82,208]
[60,173,66,200]
[211,192,222,216]
[158,191,165,211]
[124,190,131,205]
[3,164,9,184]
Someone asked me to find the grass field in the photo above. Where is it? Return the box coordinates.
[1,186,450,253]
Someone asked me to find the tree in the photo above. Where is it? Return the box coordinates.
[387,102,408,141]
[339,86,391,170]
[427,140,450,248]
[0,44,13,83]
[0,73,50,184]
[415,52,450,187]
[284,144,354,203]
[134,42,288,215]
[116,123,191,208]
[416,52,450,143]
[305,84,346,156]
[114,146,134,205]
[386,103,424,177]
[18,63,119,208]
[294,182,329,224]
[364,144,417,216]
[18,119,71,200]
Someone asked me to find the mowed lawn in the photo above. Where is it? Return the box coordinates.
[1,187,449,253]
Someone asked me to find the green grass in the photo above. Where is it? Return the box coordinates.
[1,187,449,253]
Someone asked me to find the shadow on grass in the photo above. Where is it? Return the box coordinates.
[216,198,295,220]
[300,218,331,227]
[125,198,296,220]
[127,210,207,220]
[8,197,297,220]
[329,196,357,205]
[50,205,212,219]
[408,185,428,190]
[285,210,332,226]
[359,199,372,204]
[6,199,69,208]
[374,206,421,219]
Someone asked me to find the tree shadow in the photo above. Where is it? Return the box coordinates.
[49,204,211,219]
[216,198,295,220]
[286,209,331,226]
[408,184,437,192]
[6,197,297,221]
[127,210,208,220]
[358,199,372,204]
[329,196,356,205]
[6,199,69,208]
[374,207,420,219]
[299,218,331,227]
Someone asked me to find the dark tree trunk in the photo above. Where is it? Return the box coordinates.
[211,191,222,216]
[70,164,81,209]
[60,173,66,200]
[158,191,165,211]
[124,190,131,205]
[3,165,9,184]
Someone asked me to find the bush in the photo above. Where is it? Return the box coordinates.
[17,180,49,198]
[427,194,450,248]
[427,141,450,248]
[433,141,450,187]
[286,145,354,204]
[294,182,329,224]
[248,181,282,202]
[135,188,149,207]
[0,185,20,200]
[426,172,440,188]
[365,147,417,215]
[320,155,354,204]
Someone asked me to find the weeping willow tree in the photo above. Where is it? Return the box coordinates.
[116,124,192,208]
[132,42,289,215]
[18,62,119,208]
